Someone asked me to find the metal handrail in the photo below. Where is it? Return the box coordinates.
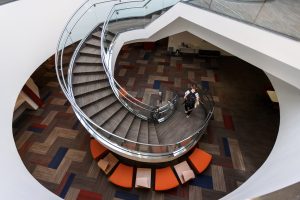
[100,0,180,121]
[101,0,158,112]
[99,0,214,144]
[55,0,214,161]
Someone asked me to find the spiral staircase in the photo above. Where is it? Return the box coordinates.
[72,28,161,146]
[56,0,214,163]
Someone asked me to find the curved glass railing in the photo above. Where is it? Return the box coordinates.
[100,0,180,122]
[56,0,214,162]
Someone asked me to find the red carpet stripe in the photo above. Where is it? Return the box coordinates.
[223,115,235,130]
[77,189,102,200]
[22,85,44,107]
[214,74,219,82]
[19,141,33,158]
[55,172,70,195]
[60,173,76,198]
[27,123,48,133]
[176,63,182,71]
[30,123,48,129]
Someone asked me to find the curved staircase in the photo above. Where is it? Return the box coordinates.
[72,28,161,147]
[56,0,214,163]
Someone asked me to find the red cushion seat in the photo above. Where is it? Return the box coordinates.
[155,166,179,191]
[90,139,108,160]
[188,148,212,174]
[109,163,133,188]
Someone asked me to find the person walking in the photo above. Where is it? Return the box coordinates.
[184,84,200,118]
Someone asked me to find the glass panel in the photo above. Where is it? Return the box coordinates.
[56,0,216,161]
[183,0,300,41]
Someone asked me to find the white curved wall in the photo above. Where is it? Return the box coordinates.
[0,0,125,199]
[0,0,85,199]
[110,3,300,199]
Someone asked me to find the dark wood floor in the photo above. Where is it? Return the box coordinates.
[13,44,279,200]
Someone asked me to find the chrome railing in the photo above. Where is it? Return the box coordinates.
[100,0,180,122]
[55,0,214,162]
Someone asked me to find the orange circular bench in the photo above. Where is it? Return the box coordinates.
[155,166,179,191]
[188,148,212,174]
[109,163,134,188]
[90,140,212,190]
[90,139,108,160]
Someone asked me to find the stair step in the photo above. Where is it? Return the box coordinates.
[91,101,123,126]
[126,117,141,142]
[148,123,159,144]
[151,14,160,21]
[138,121,149,144]
[102,108,128,133]
[81,94,117,117]
[73,80,110,97]
[113,113,135,142]
[80,45,100,55]
[137,121,149,152]
[76,55,102,64]
[85,37,100,47]
[73,70,105,76]
[76,87,113,107]
[92,31,101,38]
[73,64,104,73]
[72,73,107,85]
[92,30,115,40]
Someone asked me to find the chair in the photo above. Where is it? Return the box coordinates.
[174,161,195,184]
[155,166,179,191]
[109,163,134,188]
[90,139,108,160]
[135,168,151,189]
[188,148,212,174]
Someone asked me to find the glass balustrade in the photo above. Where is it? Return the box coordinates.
[101,0,181,122]
[182,0,300,41]
[55,0,214,162]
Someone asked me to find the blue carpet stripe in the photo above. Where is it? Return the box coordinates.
[27,127,44,133]
[48,147,68,169]
[201,81,209,90]
[72,120,80,130]
[115,190,139,200]
[190,174,213,189]
[42,91,52,101]
[143,53,150,60]
[153,80,160,89]
[222,137,231,157]
[59,173,75,198]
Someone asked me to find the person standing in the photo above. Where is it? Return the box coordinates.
[184,84,200,118]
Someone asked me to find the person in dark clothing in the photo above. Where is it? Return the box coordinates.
[184,84,200,118]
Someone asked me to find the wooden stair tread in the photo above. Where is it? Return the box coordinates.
[91,102,123,126]
[76,88,113,107]
[148,123,159,144]
[126,117,141,142]
[102,108,129,133]
[81,94,117,117]
[73,80,110,96]
[72,73,107,85]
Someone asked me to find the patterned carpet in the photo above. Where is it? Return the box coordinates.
[115,43,215,106]
[13,43,279,200]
